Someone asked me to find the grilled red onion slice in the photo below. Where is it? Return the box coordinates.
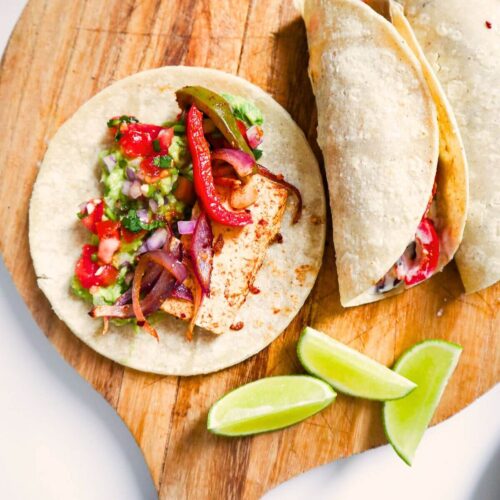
[92,270,175,325]
[212,148,255,177]
[171,283,193,302]
[177,220,196,235]
[256,164,303,224]
[147,250,187,283]
[114,264,162,306]
[190,212,213,296]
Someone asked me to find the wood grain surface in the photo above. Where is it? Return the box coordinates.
[0,1,498,498]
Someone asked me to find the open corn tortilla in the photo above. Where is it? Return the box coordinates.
[397,0,500,293]
[299,0,467,306]
[29,66,326,375]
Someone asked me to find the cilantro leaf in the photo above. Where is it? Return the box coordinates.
[153,155,173,169]
[252,148,263,160]
[106,115,139,128]
[120,209,164,233]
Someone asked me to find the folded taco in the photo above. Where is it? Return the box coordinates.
[29,66,325,375]
[299,0,468,306]
[396,0,500,293]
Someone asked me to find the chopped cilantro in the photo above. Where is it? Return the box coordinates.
[90,253,98,263]
[121,209,164,233]
[253,149,263,160]
[106,115,139,128]
[118,158,127,168]
[152,139,161,152]
[153,155,173,169]
[172,124,186,134]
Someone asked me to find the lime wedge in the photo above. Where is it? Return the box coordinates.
[297,327,417,400]
[383,339,462,465]
[207,375,336,436]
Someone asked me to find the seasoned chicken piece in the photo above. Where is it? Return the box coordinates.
[161,174,288,334]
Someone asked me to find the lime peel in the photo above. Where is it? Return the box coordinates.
[383,339,463,465]
[207,375,336,437]
[297,327,417,400]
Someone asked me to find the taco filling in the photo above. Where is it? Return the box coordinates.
[71,87,301,339]
[376,181,439,294]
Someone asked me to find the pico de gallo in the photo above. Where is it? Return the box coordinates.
[376,181,440,293]
[71,86,302,339]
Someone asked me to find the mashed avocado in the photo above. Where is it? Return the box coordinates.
[221,93,264,126]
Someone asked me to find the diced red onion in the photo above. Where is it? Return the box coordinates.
[190,211,213,296]
[126,167,136,181]
[177,220,196,235]
[146,228,168,251]
[137,209,149,224]
[246,125,264,149]
[122,180,132,196]
[103,154,117,172]
[129,180,142,199]
[212,148,255,177]
[149,198,158,213]
[137,242,148,255]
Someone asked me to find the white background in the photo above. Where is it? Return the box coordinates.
[0,2,498,499]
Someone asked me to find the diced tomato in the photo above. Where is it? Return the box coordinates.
[80,199,104,233]
[139,156,171,183]
[95,220,120,240]
[75,245,118,288]
[157,128,174,151]
[118,123,166,158]
[95,220,121,264]
[98,237,121,265]
[173,176,196,205]
[404,218,440,286]
[121,228,146,243]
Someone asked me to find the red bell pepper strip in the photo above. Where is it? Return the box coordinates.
[186,104,252,227]
[404,218,440,286]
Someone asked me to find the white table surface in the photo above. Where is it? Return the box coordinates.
[0,2,498,499]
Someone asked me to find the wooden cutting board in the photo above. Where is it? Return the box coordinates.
[0,1,498,498]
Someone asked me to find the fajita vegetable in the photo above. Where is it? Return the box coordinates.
[29,66,325,375]
[298,0,468,306]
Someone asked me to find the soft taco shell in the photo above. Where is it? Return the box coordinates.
[301,0,439,306]
[398,0,500,293]
[29,66,326,375]
[386,0,468,271]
